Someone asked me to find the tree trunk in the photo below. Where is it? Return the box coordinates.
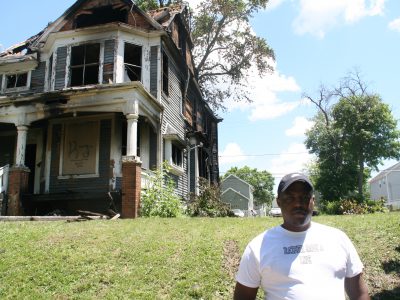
[358,155,364,201]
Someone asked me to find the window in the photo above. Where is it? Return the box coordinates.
[47,54,53,90]
[70,43,100,87]
[61,121,99,176]
[124,43,142,82]
[162,51,169,95]
[5,72,28,89]
[172,143,183,167]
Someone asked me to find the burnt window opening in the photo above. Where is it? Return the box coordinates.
[75,6,127,29]
[172,143,183,167]
[124,43,142,82]
[162,51,169,95]
[6,72,28,89]
[48,54,53,90]
[70,43,100,87]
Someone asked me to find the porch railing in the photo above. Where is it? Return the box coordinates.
[0,164,9,194]
[141,169,154,190]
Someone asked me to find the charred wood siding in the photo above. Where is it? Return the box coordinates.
[150,46,158,97]
[161,54,187,197]
[103,39,115,84]
[49,119,111,194]
[31,61,46,93]
[55,47,67,90]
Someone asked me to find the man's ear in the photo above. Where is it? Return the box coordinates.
[277,197,281,208]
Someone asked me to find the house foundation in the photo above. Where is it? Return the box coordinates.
[121,156,142,218]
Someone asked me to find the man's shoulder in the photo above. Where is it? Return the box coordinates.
[310,222,349,239]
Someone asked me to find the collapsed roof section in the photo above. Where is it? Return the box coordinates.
[0,0,192,60]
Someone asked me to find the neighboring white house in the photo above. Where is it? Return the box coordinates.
[370,162,400,210]
[220,174,255,216]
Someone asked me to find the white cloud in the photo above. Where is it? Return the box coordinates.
[219,142,247,165]
[269,143,314,178]
[285,116,314,137]
[264,0,286,11]
[223,65,302,121]
[388,18,400,32]
[293,0,385,38]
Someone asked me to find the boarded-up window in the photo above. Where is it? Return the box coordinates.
[124,43,142,82]
[70,44,100,86]
[62,121,99,175]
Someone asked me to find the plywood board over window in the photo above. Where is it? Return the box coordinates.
[61,121,99,177]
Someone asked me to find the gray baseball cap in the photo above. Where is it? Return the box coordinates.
[277,173,313,195]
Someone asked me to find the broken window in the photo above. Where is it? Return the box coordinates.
[70,43,100,87]
[162,51,169,95]
[124,43,142,82]
[172,143,182,167]
[47,54,53,90]
[6,73,28,89]
[75,6,127,29]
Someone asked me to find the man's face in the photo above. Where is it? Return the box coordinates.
[277,181,314,232]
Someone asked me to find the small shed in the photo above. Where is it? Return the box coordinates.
[370,162,400,210]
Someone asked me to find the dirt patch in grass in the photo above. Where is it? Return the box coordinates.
[222,240,241,279]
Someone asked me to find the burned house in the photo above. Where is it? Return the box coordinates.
[0,0,221,218]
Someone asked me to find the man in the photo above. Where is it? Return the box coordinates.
[234,173,370,300]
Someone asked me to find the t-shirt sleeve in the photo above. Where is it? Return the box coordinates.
[343,233,364,278]
[235,244,261,288]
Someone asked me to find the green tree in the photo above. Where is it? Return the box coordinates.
[332,94,400,198]
[305,71,400,201]
[223,166,274,206]
[306,113,360,201]
[136,0,275,111]
[192,0,274,111]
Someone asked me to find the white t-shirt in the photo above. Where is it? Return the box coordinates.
[236,222,363,300]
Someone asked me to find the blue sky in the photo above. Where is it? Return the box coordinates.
[1,0,400,190]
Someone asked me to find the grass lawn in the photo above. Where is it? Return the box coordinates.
[0,212,399,299]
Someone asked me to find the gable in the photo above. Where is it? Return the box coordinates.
[221,174,252,197]
[221,189,249,210]
[59,0,158,32]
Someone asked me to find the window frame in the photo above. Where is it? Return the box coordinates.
[69,43,101,87]
[1,71,31,92]
[124,42,142,83]
[162,51,169,96]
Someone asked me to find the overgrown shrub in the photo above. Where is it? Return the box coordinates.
[186,178,233,217]
[321,198,388,215]
[141,162,183,217]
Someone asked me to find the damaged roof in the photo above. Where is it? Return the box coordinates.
[0,0,189,60]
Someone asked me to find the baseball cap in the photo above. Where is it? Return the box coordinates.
[277,173,313,195]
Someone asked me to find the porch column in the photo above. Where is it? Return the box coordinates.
[121,156,142,218]
[194,146,200,195]
[7,124,30,215]
[126,113,139,157]
[16,125,29,166]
